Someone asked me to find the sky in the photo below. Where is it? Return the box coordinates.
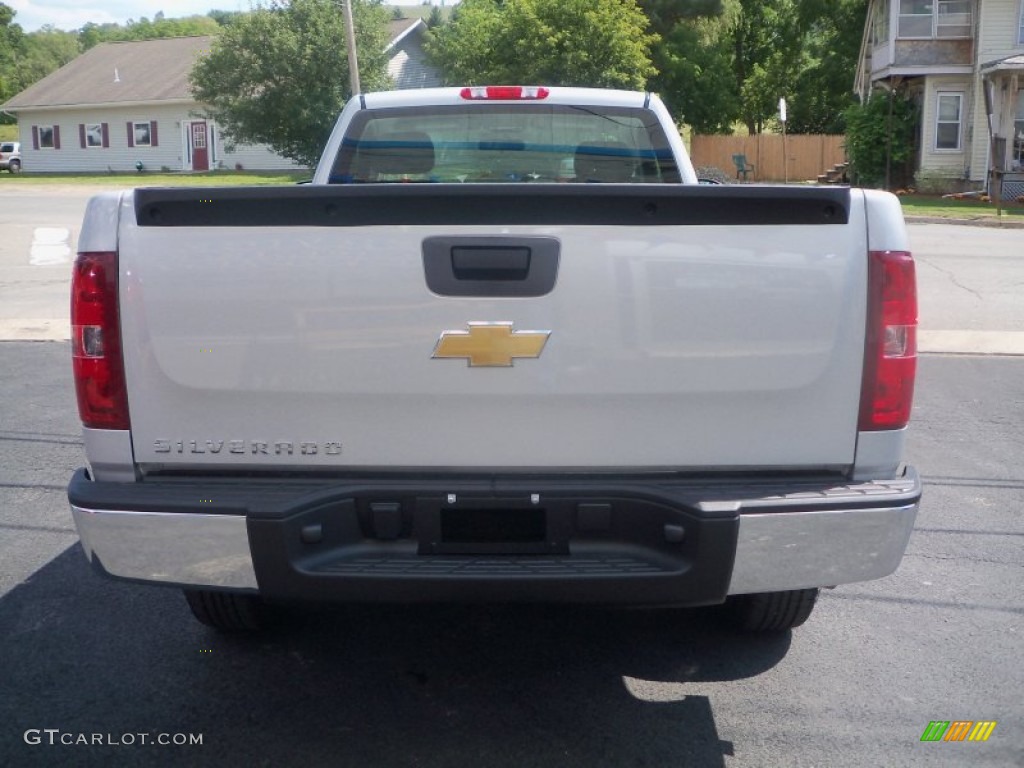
[7,1,449,33]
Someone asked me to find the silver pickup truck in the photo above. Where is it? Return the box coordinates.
[68,86,921,632]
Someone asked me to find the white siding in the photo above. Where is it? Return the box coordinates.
[969,0,1024,178]
[919,76,973,178]
[19,104,184,173]
[387,37,443,90]
[978,0,1024,58]
[16,102,304,173]
[967,81,990,180]
[217,124,306,171]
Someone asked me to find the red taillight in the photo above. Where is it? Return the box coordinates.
[859,250,917,431]
[72,251,129,430]
[459,86,550,101]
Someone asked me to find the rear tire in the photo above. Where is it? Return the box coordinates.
[8,159,20,173]
[724,588,819,632]
[184,589,269,632]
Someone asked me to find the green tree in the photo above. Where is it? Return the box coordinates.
[78,17,216,50]
[784,0,867,134]
[0,2,26,121]
[639,0,723,35]
[1,10,79,123]
[728,0,808,135]
[190,0,391,167]
[78,22,120,51]
[15,27,80,89]
[426,0,657,90]
[843,88,917,188]
[649,11,737,133]
[207,10,243,27]
[724,0,868,136]
[81,14,222,45]
[426,5,444,29]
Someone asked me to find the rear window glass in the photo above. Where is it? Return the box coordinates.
[329,104,681,184]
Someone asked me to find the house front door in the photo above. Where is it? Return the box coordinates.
[190,121,209,171]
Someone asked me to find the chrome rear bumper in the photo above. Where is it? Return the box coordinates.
[71,506,258,590]
[727,502,917,594]
[70,468,920,598]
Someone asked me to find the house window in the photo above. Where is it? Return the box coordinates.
[898,0,932,37]
[936,0,971,37]
[898,0,971,39]
[872,0,890,45]
[1019,1,1024,45]
[128,121,158,148]
[85,124,103,148]
[39,126,55,148]
[935,92,963,150]
[79,122,109,149]
[134,122,152,147]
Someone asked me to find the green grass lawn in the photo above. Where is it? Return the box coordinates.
[898,193,1024,220]
[0,170,310,186]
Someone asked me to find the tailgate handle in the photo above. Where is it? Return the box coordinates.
[451,246,530,281]
[423,236,560,297]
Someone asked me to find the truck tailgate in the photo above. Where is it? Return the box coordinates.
[118,185,867,472]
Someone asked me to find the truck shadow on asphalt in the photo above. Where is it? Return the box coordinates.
[1,546,793,767]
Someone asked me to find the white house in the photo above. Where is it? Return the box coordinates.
[855,0,1024,198]
[1,20,441,174]
[388,17,443,89]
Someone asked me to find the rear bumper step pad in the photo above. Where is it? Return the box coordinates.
[68,467,921,604]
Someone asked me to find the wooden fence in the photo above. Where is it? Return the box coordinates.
[689,134,847,182]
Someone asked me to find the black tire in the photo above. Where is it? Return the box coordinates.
[8,159,20,173]
[184,589,269,632]
[724,588,819,632]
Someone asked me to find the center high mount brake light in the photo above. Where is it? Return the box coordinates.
[460,86,550,101]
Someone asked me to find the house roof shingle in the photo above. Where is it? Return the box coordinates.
[386,18,422,51]
[3,22,431,113]
[2,36,214,111]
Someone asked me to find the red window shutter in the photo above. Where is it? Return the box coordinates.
[53,125,61,149]
[79,124,86,149]
[150,120,158,147]
[32,126,39,150]
[101,123,109,148]
[127,122,134,148]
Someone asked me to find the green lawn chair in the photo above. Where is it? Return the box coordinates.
[732,154,755,181]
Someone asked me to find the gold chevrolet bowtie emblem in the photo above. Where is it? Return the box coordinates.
[432,323,551,367]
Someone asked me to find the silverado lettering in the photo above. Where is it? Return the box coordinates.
[153,440,343,455]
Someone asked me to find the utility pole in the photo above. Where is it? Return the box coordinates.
[779,97,788,183]
[343,0,360,96]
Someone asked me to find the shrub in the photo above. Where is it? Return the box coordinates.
[843,89,917,189]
